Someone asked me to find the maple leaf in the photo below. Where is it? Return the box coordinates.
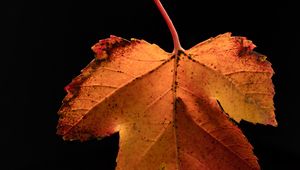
[57,1,276,169]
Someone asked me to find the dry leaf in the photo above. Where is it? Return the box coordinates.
[57,33,276,170]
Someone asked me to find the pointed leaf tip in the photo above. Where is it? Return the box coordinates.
[91,36,129,60]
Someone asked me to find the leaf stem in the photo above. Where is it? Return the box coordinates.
[153,0,184,54]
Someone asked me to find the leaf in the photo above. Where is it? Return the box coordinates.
[57,33,276,170]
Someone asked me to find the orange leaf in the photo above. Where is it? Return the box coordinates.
[57,33,276,169]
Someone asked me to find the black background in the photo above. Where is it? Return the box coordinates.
[2,0,299,169]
